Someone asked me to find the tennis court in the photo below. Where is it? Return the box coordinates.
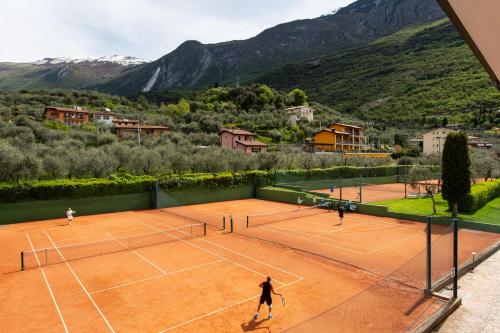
[311,182,438,203]
[1,199,499,332]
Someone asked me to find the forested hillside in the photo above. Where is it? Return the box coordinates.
[257,20,500,128]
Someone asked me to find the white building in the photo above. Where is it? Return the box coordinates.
[421,128,455,155]
[286,106,314,125]
[93,108,116,127]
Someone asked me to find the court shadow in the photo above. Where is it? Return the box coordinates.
[53,223,69,227]
[241,319,270,332]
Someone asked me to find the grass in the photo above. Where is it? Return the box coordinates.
[376,195,500,226]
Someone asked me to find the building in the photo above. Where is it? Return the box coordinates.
[220,128,267,154]
[113,119,170,141]
[286,105,314,125]
[310,123,365,152]
[93,108,116,126]
[44,106,90,126]
[417,128,494,155]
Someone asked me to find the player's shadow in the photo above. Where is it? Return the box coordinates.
[241,319,270,332]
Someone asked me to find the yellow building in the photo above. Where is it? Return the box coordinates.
[311,123,365,152]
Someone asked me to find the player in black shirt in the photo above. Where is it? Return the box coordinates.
[253,276,279,320]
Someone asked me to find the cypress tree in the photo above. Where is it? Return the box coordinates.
[441,131,471,216]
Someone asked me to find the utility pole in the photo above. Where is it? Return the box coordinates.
[137,114,141,147]
[236,75,240,88]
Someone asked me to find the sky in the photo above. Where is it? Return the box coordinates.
[0,0,355,62]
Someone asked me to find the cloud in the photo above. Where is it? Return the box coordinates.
[0,0,355,62]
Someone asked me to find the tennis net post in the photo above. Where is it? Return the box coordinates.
[223,216,226,230]
[246,216,249,228]
[20,251,24,271]
[204,223,207,236]
[230,215,234,233]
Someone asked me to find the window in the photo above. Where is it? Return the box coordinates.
[64,113,70,118]
[252,148,261,153]
[103,115,109,120]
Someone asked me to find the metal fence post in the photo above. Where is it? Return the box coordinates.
[426,217,432,293]
[453,218,458,299]
[359,175,363,203]
[340,177,343,202]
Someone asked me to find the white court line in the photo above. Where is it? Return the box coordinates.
[368,232,425,254]
[106,233,167,275]
[320,221,370,234]
[26,233,69,333]
[90,259,225,295]
[258,226,366,255]
[145,218,304,281]
[158,277,303,333]
[135,220,287,286]
[267,224,373,251]
[44,230,115,333]
[347,215,426,234]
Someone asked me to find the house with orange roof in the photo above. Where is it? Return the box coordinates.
[311,123,366,152]
[220,128,267,154]
[44,106,90,126]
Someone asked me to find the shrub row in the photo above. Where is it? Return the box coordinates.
[0,166,427,203]
[273,165,424,183]
[0,175,156,203]
[459,179,500,213]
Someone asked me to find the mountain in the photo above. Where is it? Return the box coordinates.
[256,20,500,126]
[0,56,149,90]
[98,0,445,95]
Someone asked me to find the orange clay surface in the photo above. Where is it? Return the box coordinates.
[0,199,498,333]
[312,182,438,203]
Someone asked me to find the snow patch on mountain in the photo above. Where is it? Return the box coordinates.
[32,55,149,66]
[142,67,161,92]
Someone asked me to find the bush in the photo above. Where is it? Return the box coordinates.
[0,175,156,203]
[459,180,500,213]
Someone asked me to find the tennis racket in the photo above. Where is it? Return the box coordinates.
[276,293,285,307]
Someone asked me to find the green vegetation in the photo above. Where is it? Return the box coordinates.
[257,20,500,128]
[376,180,500,224]
[460,180,500,213]
[0,166,410,203]
[442,132,471,215]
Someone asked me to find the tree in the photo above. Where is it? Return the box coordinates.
[470,149,498,182]
[441,117,448,127]
[394,133,408,148]
[441,131,471,216]
[408,166,438,214]
[287,89,307,106]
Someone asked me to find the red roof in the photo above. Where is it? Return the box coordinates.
[220,128,256,136]
[236,140,268,147]
[44,106,90,114]
[114,124,170,130]
[329,123,363,130]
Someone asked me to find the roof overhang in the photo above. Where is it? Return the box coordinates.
[437,0,500,89]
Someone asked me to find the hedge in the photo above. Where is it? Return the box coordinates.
[459,180,500,213]
[157,171,269,191]
[0,166,425,204]
[0,175,156,203]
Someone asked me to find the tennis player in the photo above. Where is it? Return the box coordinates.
[254,276,280,320]
[329,184,334,197]
[66,208,75,226]
[312,195,317,207]
[297,196,303,210]
[338,206,344,225]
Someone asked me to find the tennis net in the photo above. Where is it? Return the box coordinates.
[21,223,206,270]
[246,204,330,228]
[159,208,225,230]
[359,183,406,193]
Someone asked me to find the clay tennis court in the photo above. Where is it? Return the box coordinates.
[311,181,442,203]
[1,199,498,332]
